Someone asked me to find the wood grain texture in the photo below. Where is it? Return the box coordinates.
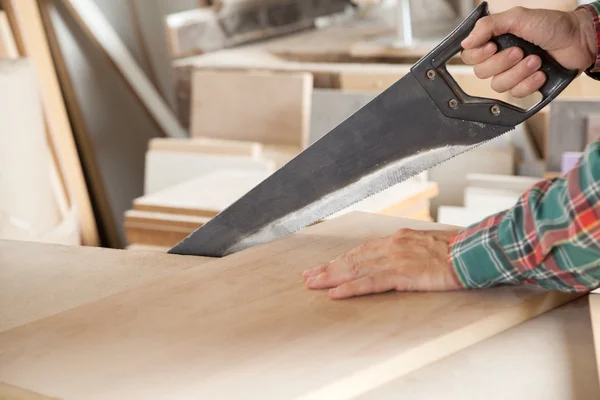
[2,0,99,246]
[590,294,600,387]
[0,212,580,399]
[60,0,185,138]
[0,239,212,333]
[191,69,312,147]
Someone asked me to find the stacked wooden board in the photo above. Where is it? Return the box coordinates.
[125,166,439,248]
[0,212,583,399]
[437,174,541,227]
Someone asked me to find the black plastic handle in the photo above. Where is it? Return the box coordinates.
[411,1,578,127]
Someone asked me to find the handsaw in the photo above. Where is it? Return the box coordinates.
[169,1,578,257]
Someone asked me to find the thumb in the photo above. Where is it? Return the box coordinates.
[461,7,528,49]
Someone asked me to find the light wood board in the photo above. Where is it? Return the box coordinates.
[191,69,313,148]
[40,0,175,247]
[0,59,61,235]
[60,0,185,138]
[591,294,600,387]
[144,151,275,194]
[0,239,212,333]
[0,212,581,399]
[2,0,99,246]
[135,169,271,217]
[429,146,516,219]
[0,10,17,57]
[148,137,262,157]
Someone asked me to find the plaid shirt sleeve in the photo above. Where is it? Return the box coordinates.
[448,139,600,293]
[447,3,600,293]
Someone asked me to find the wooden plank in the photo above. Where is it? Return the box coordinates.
[477,0,577,12]
[60,0,186,138]
[2,0,99,246]
[0,59,61,235]
[149,137,262,157]
[0,239,212,333]
[191,69,313,148]
[589,294,600,388]
[0,383,57,400]
[136,170,271,217]
[326,182,438,220]
[166,0,347,59]
[0,10,17,57]
[429,147,516,219]
[466,174,540,192]
[464,187,521,212]
[437,206,499,227]
[358,296,599,399]
[144,151,275,194]
[0,212,581,399]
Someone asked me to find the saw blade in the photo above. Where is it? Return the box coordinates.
[168,73,512,257]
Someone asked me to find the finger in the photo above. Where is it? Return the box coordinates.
[305,258,384,290]
[460,42,497,65]
[328,271,398,299]
[473,46,523,79]
[491,55,542,93]
[510,70,546,98]
[303,264,326,280]
[461,9,527,49]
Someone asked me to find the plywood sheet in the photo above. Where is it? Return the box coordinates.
[144,151,275,194]
[591,294,600,387]
[0,60,61,234]
[136,169,270,217]
[0,10,17,57]
[2,0,99,245]
[149,137,262,157]
[0,239,212,333]
[358,296,599,399]
[0,212,580,399]
[190,69,312,147]
[429,147,516,219]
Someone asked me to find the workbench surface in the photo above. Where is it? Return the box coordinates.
[1,214,598,399]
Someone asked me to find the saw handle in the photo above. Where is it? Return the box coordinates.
[411,1,578,127]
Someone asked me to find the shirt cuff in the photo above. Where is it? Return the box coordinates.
[448,212,522,289]
[578,3,600,74]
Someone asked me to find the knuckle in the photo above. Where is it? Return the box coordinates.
[350,261,362,278]
[341,252,356,267]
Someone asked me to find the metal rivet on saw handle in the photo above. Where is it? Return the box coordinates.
[448,99,458,109]
[426,70,436,80]
[491,104,501,116]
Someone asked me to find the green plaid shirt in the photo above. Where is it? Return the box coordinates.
[450,136,600,293]
[449,3,600,293]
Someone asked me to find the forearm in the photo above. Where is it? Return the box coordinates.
[449,141,600,292]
